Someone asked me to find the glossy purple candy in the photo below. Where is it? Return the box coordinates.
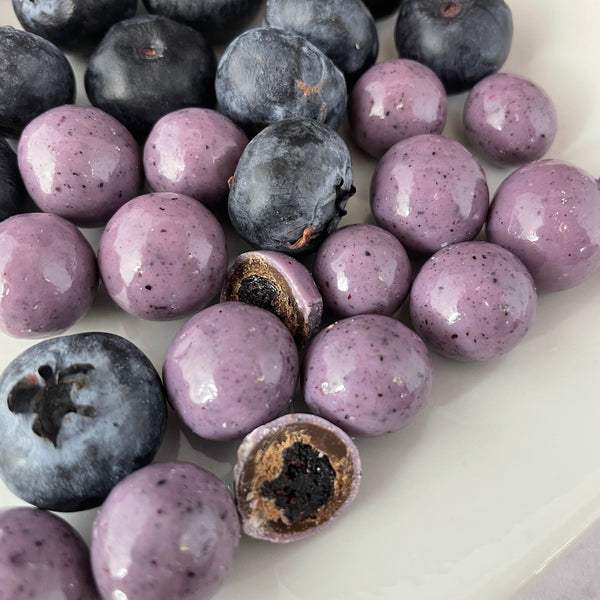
[17,104,143,227]
[409,241,537,361]
[302,313,433,437]
[221,249,323,347]
[463,72,557,166]
[0,212,98,338]
[91,461,240,600]
[98,192,228,320]
[486,159,600,292]
[234,413,361,543]
[0,506,99,599]
[312,223,412,317]
[144,107,248,209]
[349,58,447,159]
[163,302,299,441]
[370,133,489,255]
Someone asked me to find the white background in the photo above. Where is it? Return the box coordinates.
[1,0,600,598]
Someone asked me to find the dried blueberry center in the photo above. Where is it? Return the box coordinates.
[260,442,335,522]
[7,363,96,447]
[238,275,280,314]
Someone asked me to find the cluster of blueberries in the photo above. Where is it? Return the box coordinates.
[0,0,599,598]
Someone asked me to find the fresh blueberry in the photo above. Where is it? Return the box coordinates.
[84,14,216,140]
[11,0,138,52]
[228,117,355,255]
[363,0,402,20]
[0,332,168,511]
[141,0,264,44]
[263,0,378,85]
[215,27,348,132]
[0,137,26,221]
[394,0,513,94]
[0,26,75,137]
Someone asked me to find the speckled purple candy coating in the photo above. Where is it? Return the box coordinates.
[144,108,249,208]
[486,159,600,292]
[370,133,489,255]
[302,313,433,437]
[463,72,557,166]
[313,223,412,317]
[0,212,98,338]
[233,412,361,543]
[98,192,228,320]
[0,507,99,599]
[409,241,537,361]
[91,461,240,600]
[349,58,447,159]
[163,302,299,441]
[17,104,143,227]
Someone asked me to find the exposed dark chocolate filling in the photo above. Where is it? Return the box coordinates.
[238,274,280,314]
[7,363,96,447]
[260,441,335,522]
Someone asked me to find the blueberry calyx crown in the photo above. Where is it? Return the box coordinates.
[7,363,96,447]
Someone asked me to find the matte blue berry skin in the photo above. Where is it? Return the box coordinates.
[215,27,348,132]
[0,137,26,222]
[394,0,513,94]
[0,332,168,511]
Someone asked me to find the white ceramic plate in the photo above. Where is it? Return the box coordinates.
[1,0,599,598]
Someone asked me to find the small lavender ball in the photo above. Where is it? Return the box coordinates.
[0,507,99,598]
[98,192,228,321]
[349,58,447,159]
[0,212,98,338]
[302,313,433,437]
[409,241,537,361]
[486,159,600,292]
[463,72,557,166]
[163,302,299,441]
[370,133,489,256]
[91,461,240,600]
[312,223,412,317]
[144,107,248,209]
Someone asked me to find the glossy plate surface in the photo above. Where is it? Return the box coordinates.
[0,1,599,598]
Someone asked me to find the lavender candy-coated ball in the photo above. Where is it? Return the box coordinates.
[312,223,412,317]
[98,192,228,320]
[302,313,433,437]
[349,58,447,159]
[0,212,98,338]
[163,302,300,441]
[144,108,249,209]
[487,159,600,292]
[463,72,557,166]
[91,461,240,600]
[234,413,361,543]
[0,507,100,599]
[220,249,323,347]
[370,133,489,256]
[409,241,537,361]
[17,104,143,227]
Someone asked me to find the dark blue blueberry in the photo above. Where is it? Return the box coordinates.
[11,0,138,52]
[263,0,378,85]
[0,137,26,221]
[215,27,347,132]
[0,332,168,511]
[363,0,402,20]
[84,15,216,140]
[228,118,355,255]
[141,0,264,44]
[0,26,75,138]
[394,0,513,94]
